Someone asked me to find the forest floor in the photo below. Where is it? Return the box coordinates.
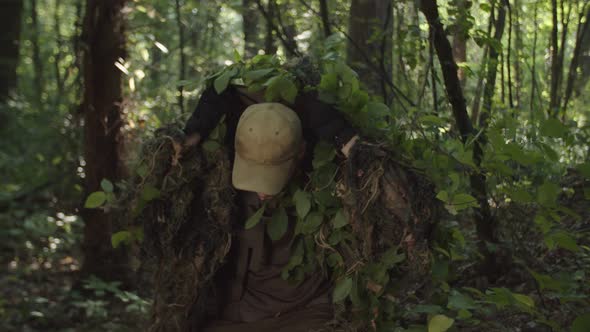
[0,253,147,332]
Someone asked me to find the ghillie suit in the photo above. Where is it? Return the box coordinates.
[130,125,440,331]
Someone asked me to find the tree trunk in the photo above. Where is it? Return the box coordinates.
[319,0,331,38]
[53,0,64,102]
[470,3,494,122]
[575,9,590,95]
[0,0,23,100]
[531,3,538,119]
[549,0,561,116]
[30,0,44,105]
[264,0,277,54]
[276,0,299,58]
[80,0,129,282]
[451,0,468,85]
[243,0,263,57]
[175,0,185,113]
[347,0,393,103]
[255,0,297,56]
[513,0,523,108]
[563,4,590,115]
[480,0,508,128]
[419,0,502,279]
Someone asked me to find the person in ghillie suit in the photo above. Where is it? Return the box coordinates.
[139,58,440,331]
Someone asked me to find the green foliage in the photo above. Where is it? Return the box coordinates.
[245,204,266,229]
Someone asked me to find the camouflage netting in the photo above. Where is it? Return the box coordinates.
[336,141,440,328]
[129,125,439,331]
[341,140,438,286]
[124,125,235,331]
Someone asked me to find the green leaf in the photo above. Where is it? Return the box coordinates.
[571,313,590,332]
[510,187,532,203]
[243,68,275,82]
[202,140,221,152]
[451,193,478,210]
[100,179,114,193]
[245,205,266,229]
[366,102,390,118]
[428,314,454,332]
[534,214,553,234]
[267,206,288,241]
[263,75,298,103]
[551,231,579,252]
[537,182,560,207]
[576,162,590,179]
[332,209,348,228]
[141,185,160,201]
[436,190,449,203]
[381,247,405,267]
[332,277,353,303]
[111,231,132,248]
[540,118,568,138]
[312,141,337,169]
[412,305,443,314]
[447,290,476,310]
[293,190,311,219]
[420,115,445,126]
[85,191,107,208]
[513,293,534,308]
[214,67,237,94]
[280,78,298,104]
[528,269,564,291]
[302,212,323,234]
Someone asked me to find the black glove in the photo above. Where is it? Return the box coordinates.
[294,91,357,149]
[183,85,237,139]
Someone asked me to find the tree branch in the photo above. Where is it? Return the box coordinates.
[254,0,300,56]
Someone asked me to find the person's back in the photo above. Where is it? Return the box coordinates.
[203,103,334,331]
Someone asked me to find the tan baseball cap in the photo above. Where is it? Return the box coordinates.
[232,103,303,195]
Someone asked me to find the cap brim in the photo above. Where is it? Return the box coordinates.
[232,153,295,195]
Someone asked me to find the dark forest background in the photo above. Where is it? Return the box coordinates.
[1,0,590,331]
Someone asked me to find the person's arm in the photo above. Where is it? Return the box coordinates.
[293,91,359,157]
[183,85,239,147]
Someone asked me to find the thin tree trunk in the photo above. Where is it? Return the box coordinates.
[31,0,44,105]
[563,4,590,116]
[420,0,502,278]
[452,0,468,86]
[255,0,298,56]
[430,29,439,120]
[471,4,495,123]
[347,0,393,102]
[319,0,331,37]
[549,0,561,116]
[514,0,523,108]
[80,0,129,282]
[500,51,506,104]
[575,4,590,95]
[0,0,23,101]
[264,0,277,54]
[480,0,508,128]
[243,0,263,57]
[72,0,83,103]
[276,0,299,58]
[531,2,538,119]
[507,2,514,109]
[54,0,64,102]
[175,0,185,113]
